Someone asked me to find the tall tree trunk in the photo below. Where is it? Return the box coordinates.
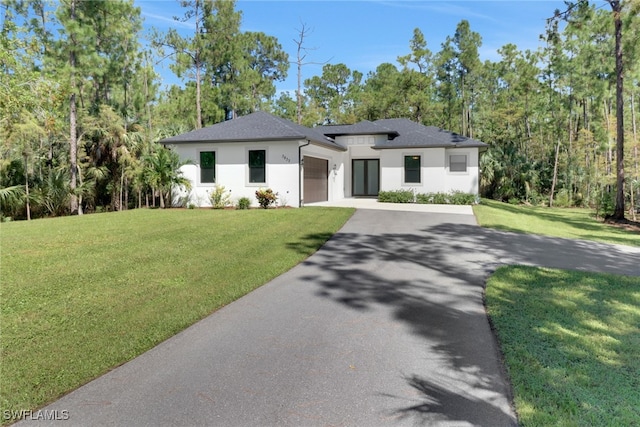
[604,99,613,176]
[631,91,638,221]
[159,189,165,209]
[295,24,308,125]
[124,178,129,210]
[119,169,124,211]
[68,0,79,215]
[24,156,31,221]
[610,0,625,219]
[549,138,561,207]
[144,54,152,133]
[195,2,202,129]
[196,65,202,129]
[568,110,574,202]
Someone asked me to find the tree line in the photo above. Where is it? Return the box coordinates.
[1,0,639,220]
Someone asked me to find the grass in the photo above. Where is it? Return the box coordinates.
[473,199,639,247]
[477,199,640,424]
[0,207,354,420]
[486,266,640,426]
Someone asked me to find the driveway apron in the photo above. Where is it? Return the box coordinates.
[18,208,639,426]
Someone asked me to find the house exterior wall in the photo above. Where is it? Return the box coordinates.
[336,135,383,198]
[444,147,480,194]
[379,147,445,193]
[170,140,301,208]
[379,147,481,195]
[168,137,481,208]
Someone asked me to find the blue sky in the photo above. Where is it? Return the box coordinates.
[138,0,586,94]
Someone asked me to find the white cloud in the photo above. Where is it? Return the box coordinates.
[374,0,498,22]
[142,11,195,30]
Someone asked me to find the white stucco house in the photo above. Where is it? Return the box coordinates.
[159,111,487,207]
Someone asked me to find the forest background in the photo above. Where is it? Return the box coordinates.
[1,0,639,220]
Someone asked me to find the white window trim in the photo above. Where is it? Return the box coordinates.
[246,147,268,187]
[402,152,422,186]
[448,153,469,174]
[198,149,217,186]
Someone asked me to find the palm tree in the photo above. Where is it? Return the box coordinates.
[143,146,191,208]
[0,185,26,220]
[82,106,143,211]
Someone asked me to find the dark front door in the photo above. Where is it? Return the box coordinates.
[352,159,379,197]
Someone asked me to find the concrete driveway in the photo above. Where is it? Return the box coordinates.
[18,206,640,426]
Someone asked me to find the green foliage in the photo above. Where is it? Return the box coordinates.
[378,190,414,203]
[143,146,191,209]
[36,168,70,217]
[0,185,25,220]
[304,63,361,124]
[486,266,640,426]
[255,188,278,209]
[507,197,520,205]
[595,186,616,218]
[0,207,354,420]
[448,191,477,205]
[553,188,572,208]
[209,185,231,209]
[236,196,251,210]
[416,191,477,205]
[379,190,478,205]
[424,192,447,204]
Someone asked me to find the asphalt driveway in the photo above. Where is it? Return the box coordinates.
[18,208,639,426]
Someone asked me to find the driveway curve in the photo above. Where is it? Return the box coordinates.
[19,208,639,427]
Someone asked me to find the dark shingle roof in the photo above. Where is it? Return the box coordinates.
[159,111,344,151]
[373,118,488,149]
[318,120,399,138]
[159,112,487,152]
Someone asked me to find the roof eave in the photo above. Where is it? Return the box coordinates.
[372,143,487,150]
[160,136,306,145]
[309,140,347,152]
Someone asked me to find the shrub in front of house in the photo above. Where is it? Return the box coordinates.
[416,191,477,205]
[236,197,251,210]
[416,192,448,204]
[448,191,477,205]
[209,185,231,209]
[378,190,415,203]
[255,188,278,209]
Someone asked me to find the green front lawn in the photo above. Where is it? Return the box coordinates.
[0,207,353,420]
[486,266,640,426]
[478,201,640,425]
[473,199,639,247]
